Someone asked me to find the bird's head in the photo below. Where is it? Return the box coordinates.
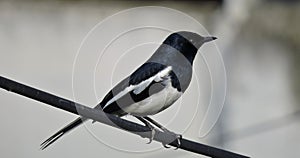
[179,31,217,48]
[163,31,217,64]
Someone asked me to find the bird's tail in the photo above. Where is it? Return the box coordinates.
[40,117,87,150]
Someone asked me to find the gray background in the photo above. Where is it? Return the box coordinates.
[1,0,300,157]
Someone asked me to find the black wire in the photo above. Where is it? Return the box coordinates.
[0,75,249,158]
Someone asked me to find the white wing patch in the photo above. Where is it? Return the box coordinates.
[133,66,172,94]
[102,66,172,110]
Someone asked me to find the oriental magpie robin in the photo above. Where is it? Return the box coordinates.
[40,31,217,149]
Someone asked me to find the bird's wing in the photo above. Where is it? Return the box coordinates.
[132,66,171,94]
[40,63,172,149]
[100,62,172,114]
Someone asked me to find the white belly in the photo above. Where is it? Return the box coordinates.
[123,82,182,116]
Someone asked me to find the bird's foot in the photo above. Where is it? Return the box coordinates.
[162,130,182,149]
[145,123,155,144]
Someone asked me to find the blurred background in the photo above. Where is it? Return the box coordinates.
[1,0,300,157]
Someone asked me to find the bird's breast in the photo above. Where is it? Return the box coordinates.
[123,79,182,116]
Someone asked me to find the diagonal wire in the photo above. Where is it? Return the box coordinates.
[0,75,249,158]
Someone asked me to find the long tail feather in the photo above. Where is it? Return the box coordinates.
[40,117,87,150]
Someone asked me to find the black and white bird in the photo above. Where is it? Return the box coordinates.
[40,31,217,150]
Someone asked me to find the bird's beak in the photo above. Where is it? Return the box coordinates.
[203,36,217,43]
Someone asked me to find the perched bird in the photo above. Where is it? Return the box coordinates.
[40,31,217,150]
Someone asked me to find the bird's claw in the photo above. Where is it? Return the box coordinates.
[142,122,155,144]
[174,134,182,150]
[146,126,155,144]
[162,143,171,148]
[162,130,182,149]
